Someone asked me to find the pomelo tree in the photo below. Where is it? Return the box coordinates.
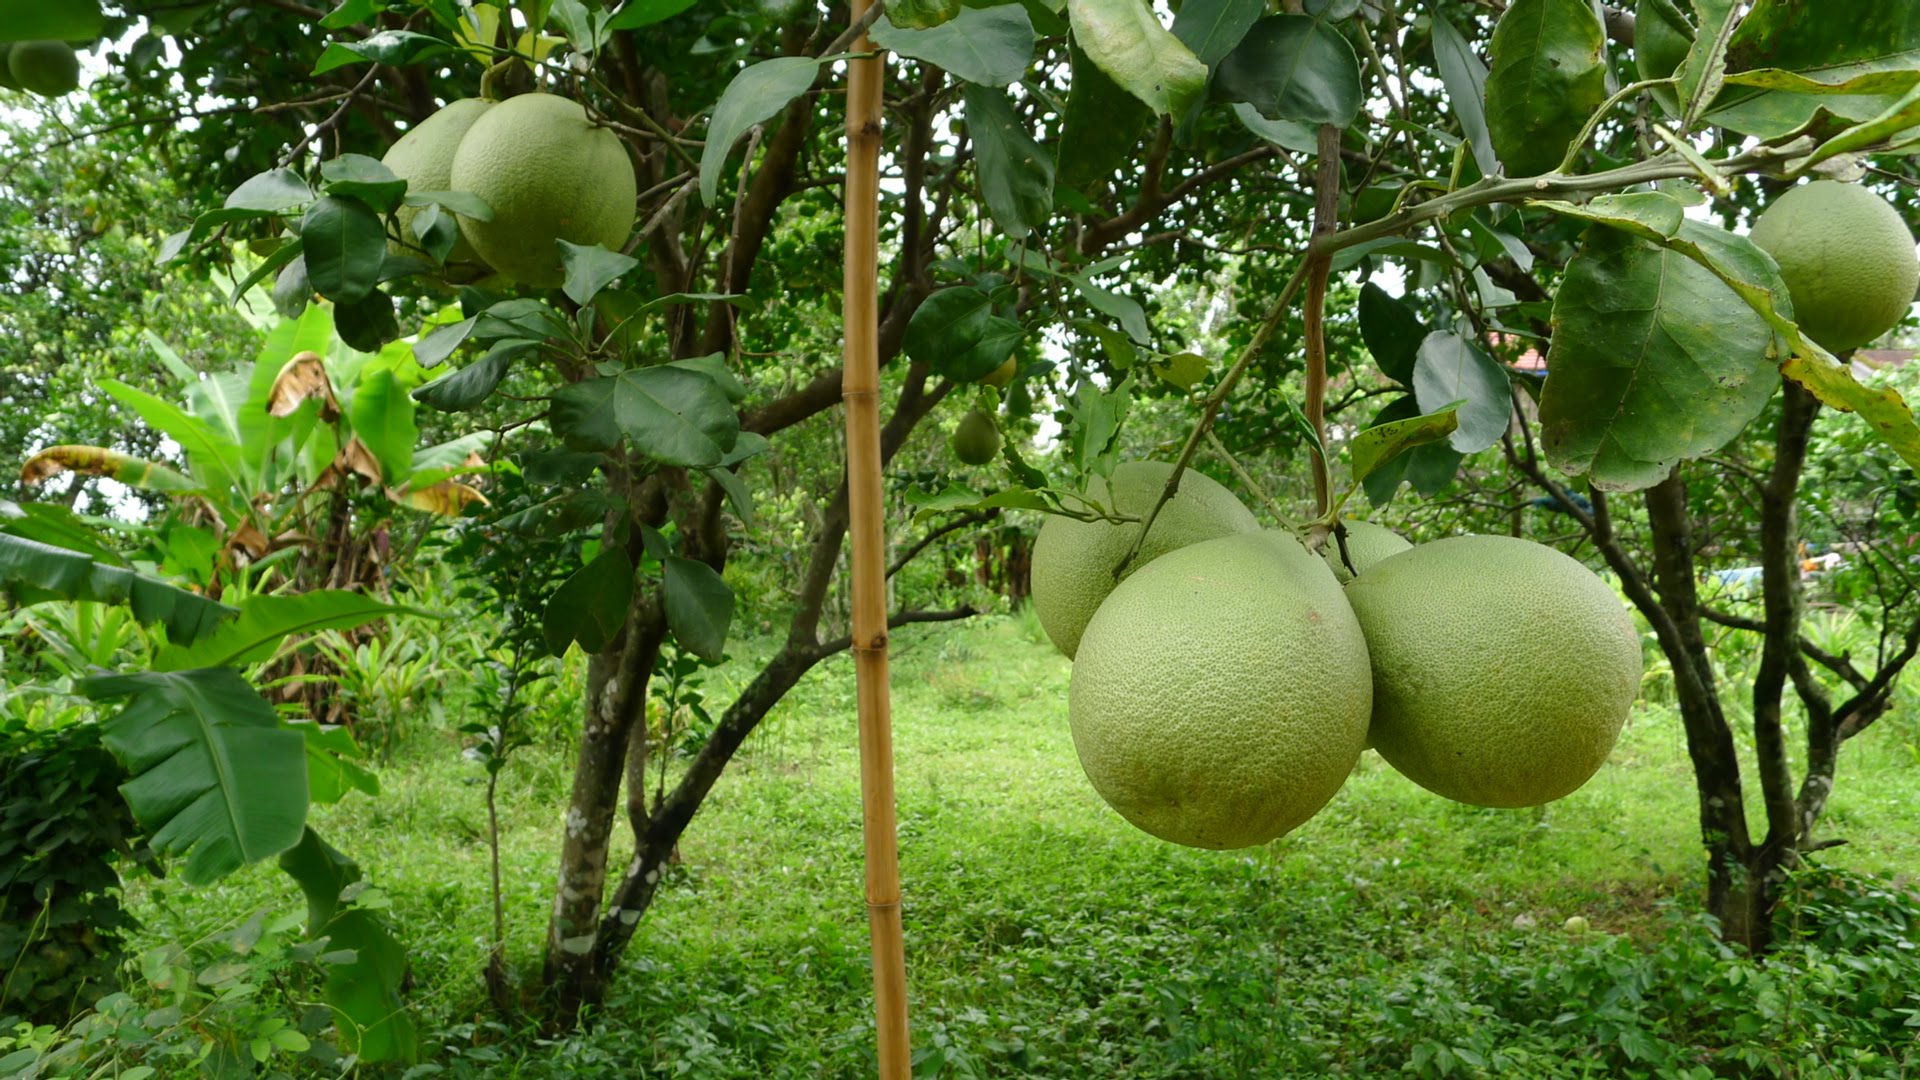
[13,0,1920,1024]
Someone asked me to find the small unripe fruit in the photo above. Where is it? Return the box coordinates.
[978,356,1017,389]
[950,409,1001,466]
[9,41,80,97]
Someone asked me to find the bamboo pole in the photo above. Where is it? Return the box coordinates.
[840,8,911,1077]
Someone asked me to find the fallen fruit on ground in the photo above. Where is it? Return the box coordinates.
[950,409,1000,465]
[381,98,493,275]
[448,92,637,288]
[1031,460,1258,659]
[1748,180,1920,355]
[9,41,79,97]
[1343,534,1642,808]
[1325,519,1412,584]
[1069,531,1373,849]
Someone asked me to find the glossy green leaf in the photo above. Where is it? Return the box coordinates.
[962,85,1054,240]
[1412,332,1510,453]
[1357,283,1425,385]
[0,533,235,644]
[663,556,734,662]
[1231,102,1317,152]
[882,0,962,31]
[313,29,453,73]
[1059,41,1152,193]
[1350,402,1460,484]
[334,289,399,352]
[607,0,698,29]
[1070,274,1149,344]
[83,668,308,886]
[347,369,418,485]
[226,168,315,213]
[100,379,244,496]
[1169,0,1262,68]
[905,287,993,374]
[301,196,385,304]
[1430,13,1499,175]
[154,591,428,672]
[319,154,408,213]
[558,240,639,306]
[701,56,821,205]
[543,547,635,656]
[1215,14,1362,127]
[550,367,740,465]
[1540,221,1785,490]
[0,0,104,40]
[1705,0,1920,137]
[871,5,1034,86]
[1483,0,1609,175]
[1067,0,1208,118]
[279,829,417,1063]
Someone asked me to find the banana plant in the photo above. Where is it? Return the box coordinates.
[19,305,492,598]
[0,505,422,1062]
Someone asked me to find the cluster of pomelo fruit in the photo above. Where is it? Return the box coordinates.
[1031,462,1644,850]
[380,92,637,287]
[0,41,81,97]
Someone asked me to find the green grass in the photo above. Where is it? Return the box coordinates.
[121,617,1920,1078]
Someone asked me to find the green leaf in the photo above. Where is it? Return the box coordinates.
[1360,395,1464,506]
[1350,402,1460,484]
[1071,274,1149,344]
[0,533,235,643]
[0,0,104,41]
[1540,221,1784,490]
[301,196,386,304]
[154,591,427,671]
[1704,0,1920,137]
[1411,332,1510,453]
[20,445,197,493]
[948,316,1025,383]
[231,239,306,306]
[905,287,993,373]
[313,29,452,74]
[403,189,494,221]
[701,56,821,205]
[100,379,245,496]
[334,289,399,352]
[550,367,740,465]
[1483,0,1609,175]
[667,353,749,403]
[414,339,536,411]
[607,0,698,29]
[1215,14,1362,127]
[83,668,308,885]
[962,85,1055,240]
[1151,351,1210,389]
[558,240,639,306]
[1059,40,1152,193]
[347,368,419,485]
[278,830,417,1063]
[871,5,1034,86]
[1430,13,1499,175]
[413,315,477,369]
[1791,82,1920,175]
[1067,0,1209,118]
[1357,283,1425,385]
[226,168,315,213]
[296,723,379,805]
[543,547,635,656]
[663,556,734,662]
[1169,0,1262,68]
[319,154,408,213]
[883,0,961,30]
[1231,102,1318,152]
[473,297,568,341]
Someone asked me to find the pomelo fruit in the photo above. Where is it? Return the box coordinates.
[381,97,493,274]
[447,92,637,288]
[1031,461,1258,659]
[1343,535,1641,808]
[951,409,1000,465]
[1069,531,1373,849]
[1325,519,1411,584]
[978,356,1017,389]
[10,41,79,97]
[1748,180,1919,354]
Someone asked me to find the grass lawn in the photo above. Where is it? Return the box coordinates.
[127,615,1920,1078]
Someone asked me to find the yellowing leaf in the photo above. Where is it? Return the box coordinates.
[390,480,490,515]
[20,446,197,492]
[455,3,502,62]
[267,351,340,420]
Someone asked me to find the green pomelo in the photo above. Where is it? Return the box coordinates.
[1344,535,1642,808]
[1031,461,1258,659]
[978,356,1017,389]
[1069,531,1373,850]
[448,92,638,288]
[951,409,1000,466]
[381,98,493,273]
[1749,180,1919,354]
[10,40,78,96]
[1325,519,1412,584]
